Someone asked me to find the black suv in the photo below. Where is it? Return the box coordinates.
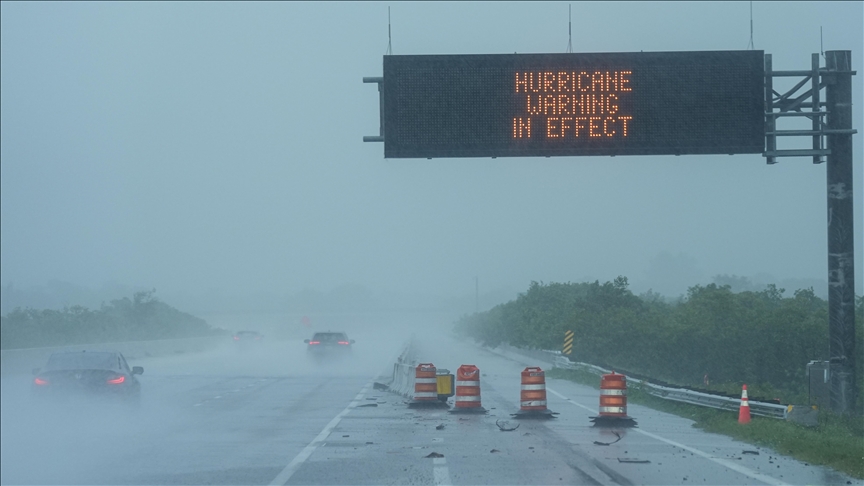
[305,332,354,359]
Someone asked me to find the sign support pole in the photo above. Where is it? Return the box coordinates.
[824,50,856,415]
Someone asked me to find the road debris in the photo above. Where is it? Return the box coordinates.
[436,424,445,430]
[495,419,520,431]
[425,452,444,458]
[490,449,501,453]
[742,450,760,455]
[593,432,622,446]
[618,458,650,464]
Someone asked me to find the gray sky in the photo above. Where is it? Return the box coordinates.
[1,1,862,307]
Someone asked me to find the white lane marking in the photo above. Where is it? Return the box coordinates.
[269,382,371,486]
[546,387,788,486]
[232,389,241,392]
[547,388,597,414]
[432,457,452,486]
[213,396,221,399]
[633,428,787,485]
[193,403,203,407]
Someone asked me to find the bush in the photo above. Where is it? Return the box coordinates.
[455,278,862,409]
[0,290,220,349]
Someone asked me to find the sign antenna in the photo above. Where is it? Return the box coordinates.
[566,4,573,53]
[820,26,824,58]
[386,7,393,55]
[747,1,754,50]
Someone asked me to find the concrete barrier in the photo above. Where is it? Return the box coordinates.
[0,336,226,377]
[382,339,417,398]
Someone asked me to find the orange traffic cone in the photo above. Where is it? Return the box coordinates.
[738,384,751,424]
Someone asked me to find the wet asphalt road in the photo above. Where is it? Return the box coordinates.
[1,330,859,485]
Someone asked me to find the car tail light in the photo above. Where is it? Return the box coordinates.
[338,341,350,345]
[34,377,49,385]
[309,341,320,345]
[233,336,240,341]
[107,375,126,384]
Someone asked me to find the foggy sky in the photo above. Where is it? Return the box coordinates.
[1,1,862,308]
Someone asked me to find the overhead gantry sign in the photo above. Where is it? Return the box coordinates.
[364,51,765,158]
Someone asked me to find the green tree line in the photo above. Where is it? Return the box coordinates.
[454,277,863,406]
[1,290,222,350]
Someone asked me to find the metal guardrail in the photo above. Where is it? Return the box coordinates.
[551,356,788,419]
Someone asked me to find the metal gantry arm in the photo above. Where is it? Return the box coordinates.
[363,77,385,143]
[764,53,858,164]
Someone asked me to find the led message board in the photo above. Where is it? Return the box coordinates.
[381,51,764,158]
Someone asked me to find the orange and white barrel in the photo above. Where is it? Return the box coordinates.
[598,372,627,417]
[520,367,548,411]
[413,363,439,402]
[451,364,485,413]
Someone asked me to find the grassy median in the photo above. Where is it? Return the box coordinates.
[547,367,864,479]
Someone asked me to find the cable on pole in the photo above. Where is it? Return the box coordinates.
[566,4,573,53]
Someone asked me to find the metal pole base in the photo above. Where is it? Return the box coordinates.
[590,415,638,428]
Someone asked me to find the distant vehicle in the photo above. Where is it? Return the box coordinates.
[32,350,143,404]
[305,332,355,360]
[233,330,264,346]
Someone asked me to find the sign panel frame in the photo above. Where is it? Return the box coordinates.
[381,51,765,159]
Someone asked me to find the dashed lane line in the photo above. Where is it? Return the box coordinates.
[432,457,452,486]
[268,382,372,486]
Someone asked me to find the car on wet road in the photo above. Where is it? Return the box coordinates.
[233,330,264,350]
[31,350,143,404]
[304,331,355,360]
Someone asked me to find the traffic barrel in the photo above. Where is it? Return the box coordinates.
[449,364,486,414]
[590,372,636,427]
[738,384,751,424]
[409,363,447,408]
[512,367,557,419]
